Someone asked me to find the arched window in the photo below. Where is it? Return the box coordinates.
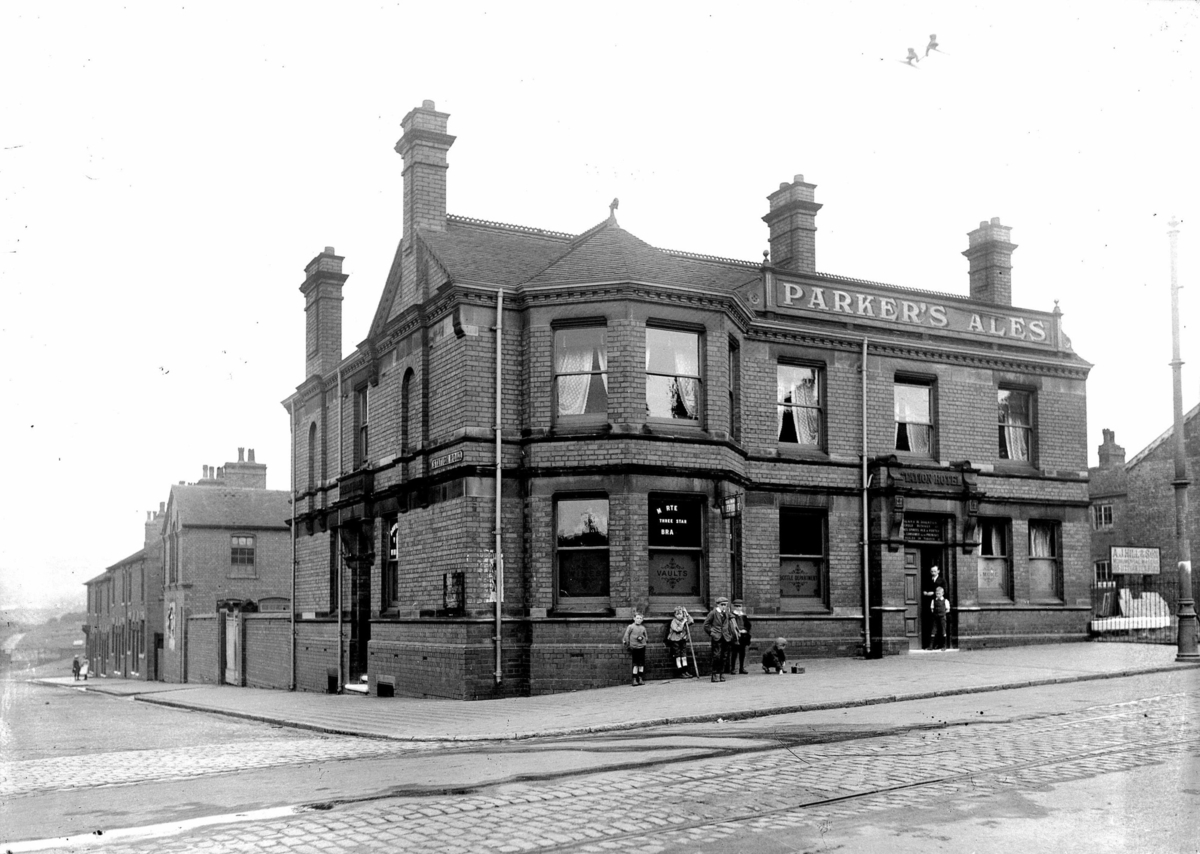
[307,422,317,491]
[401,369,414,454]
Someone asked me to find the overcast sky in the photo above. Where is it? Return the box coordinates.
[2,1,1197,611]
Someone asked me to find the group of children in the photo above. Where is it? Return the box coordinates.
[620,599,790,686]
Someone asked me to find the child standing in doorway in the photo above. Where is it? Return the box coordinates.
[931,587,951,650]
[622,611,649,686]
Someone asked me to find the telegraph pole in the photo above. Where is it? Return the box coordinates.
[1168,218,1198,661]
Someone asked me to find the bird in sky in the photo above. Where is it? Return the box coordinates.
[905,47,920,66]
[926,34,940,56]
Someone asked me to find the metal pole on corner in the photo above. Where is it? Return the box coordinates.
[1168,218,1198,661]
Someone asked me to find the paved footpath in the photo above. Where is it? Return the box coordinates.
[36,643,1197,742]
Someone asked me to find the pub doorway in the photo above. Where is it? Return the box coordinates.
[903,513,954,651]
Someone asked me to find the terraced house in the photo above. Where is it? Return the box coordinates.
[282,100,1092,700]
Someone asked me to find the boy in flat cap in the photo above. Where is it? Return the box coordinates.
[703,597,736,682]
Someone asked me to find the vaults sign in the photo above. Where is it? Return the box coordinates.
[767,278,1057,348]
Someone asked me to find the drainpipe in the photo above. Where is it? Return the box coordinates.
[337,367,344,693]
[289,399,297,691]
[494,288,505,685]
[861,337,871,657]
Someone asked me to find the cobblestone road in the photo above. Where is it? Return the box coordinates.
[1,735,432,797]
[15,690,1197,852]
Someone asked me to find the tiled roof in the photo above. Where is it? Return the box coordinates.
[105,548,147,571]
[421,218,573,287]
[414,215,758,293]
[170,485,291,529]
[524,218,758,291]
[1126,400,1200,469]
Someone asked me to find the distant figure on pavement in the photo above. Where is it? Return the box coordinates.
[72,656,81,681]
[665,606,695,678]
[622,611,649,686]
[703,597,736,682]
[79,659,89,680]
[932,587,951,650]
[730,600,752,675]
[762,638,789,674]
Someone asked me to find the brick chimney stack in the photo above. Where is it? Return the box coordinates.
[763,174,822,273]
[299,246,346,379]
[1097,428,1126,470]
[223,447,267,489]
[963,217,1016,306]
[395,100,455,242]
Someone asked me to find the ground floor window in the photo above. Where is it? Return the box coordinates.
[555,497,610,609]
[1094,559,1113,586]
[1028,520,1063,601]
[977,518,1012,601]
[648,495,703,599]
[382,516,399,611]
[780,508,827,609]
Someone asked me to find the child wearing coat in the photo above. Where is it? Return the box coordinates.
[622,612,649,686]
[665,606,695,678]
[762,637,788,674]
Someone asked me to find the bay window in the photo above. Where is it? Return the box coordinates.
[555,497,610,609]
[555,326,608,420]
[646,327,701,421]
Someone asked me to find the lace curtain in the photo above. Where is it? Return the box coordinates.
[998,391,1030,461]
[894,385,931,453]
[1029,522,1055,558]
[556,332,607,416]
[777,369,820,444]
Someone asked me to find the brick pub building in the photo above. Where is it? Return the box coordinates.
[283,100,1093,700]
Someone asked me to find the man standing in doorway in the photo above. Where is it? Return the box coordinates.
[921,565,944,650]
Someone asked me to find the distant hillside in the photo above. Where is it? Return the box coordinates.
[1,605,86,628]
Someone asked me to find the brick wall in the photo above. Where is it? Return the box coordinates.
[243,613,292,689]
[186,614,218,684]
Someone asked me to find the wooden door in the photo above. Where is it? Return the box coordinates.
[904,549,920,648]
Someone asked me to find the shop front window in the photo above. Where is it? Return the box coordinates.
[1029,520,1062,601]
[780,509,827,609]
[649,495,703,600]
[555,497,610,610]
[977,518,1012,602]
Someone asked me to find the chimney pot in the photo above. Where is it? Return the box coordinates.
[160,501,165,513]
[323,246,334,254]
[793,174,804,183]
[238,447,245,462]
[248,448,256,463]
[422,99,436,109]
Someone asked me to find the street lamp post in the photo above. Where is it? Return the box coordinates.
[1168,218,1198,661]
